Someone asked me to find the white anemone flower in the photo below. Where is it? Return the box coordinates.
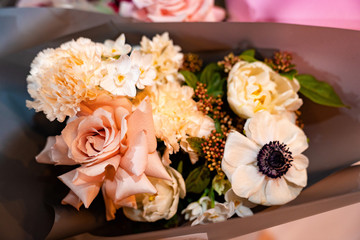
[222,111,309,206]
[100,55,140,97]
[104,34,132,57]
[130,50,157,89]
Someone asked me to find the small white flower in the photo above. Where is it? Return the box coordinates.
[222,111,309,206]
[130,50,157,89]
[225,189,254,218]
[100,55,140,97]
[191,202,235,226]
[181,196,211,221]
[104,34,132,57]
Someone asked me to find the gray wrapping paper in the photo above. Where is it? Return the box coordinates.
[0,8,359,240]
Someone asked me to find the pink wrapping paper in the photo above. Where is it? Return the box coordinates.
[226,0,360,30]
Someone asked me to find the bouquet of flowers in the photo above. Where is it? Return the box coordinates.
[26,32,346,229]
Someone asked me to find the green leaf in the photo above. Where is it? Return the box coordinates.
[280,69,298,80]
[240,49,257,62]
[207,74,226,97]
[215,120,221,133]
[200,63,222,84]
[240,49,255,57]
[212,174,231,196]
[177,160,183,174]
[186,137,205,156]
[185,166,211,194]
[180,70,198,89]
[297,74,348,108]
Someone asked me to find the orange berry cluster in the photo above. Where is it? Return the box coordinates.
[195,82,224,120]
[201,130,226,176]
[194,82,235,176]
[181,53,203,72]
[265,51,295,73]
[217,52,241,73]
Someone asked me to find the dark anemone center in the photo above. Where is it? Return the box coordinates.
[257,141,293,178]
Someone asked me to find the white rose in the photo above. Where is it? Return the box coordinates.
[227,61,303,119]
[123,166,185,222]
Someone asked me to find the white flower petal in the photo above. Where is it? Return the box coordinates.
[244,111,276,146]
[274,117,308,155]
[231,165,265,199]
[284,167,307,187]
[222,131,259,172]
[264,177,301,205]
[292,154,309,171]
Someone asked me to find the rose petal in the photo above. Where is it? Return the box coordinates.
[144,151,171,181]
[230,165,265,199]
[58,169,101,208]
[104,168,156,202]
[61,190,83,210]
[120,130,148,176]
[126,97,157,153]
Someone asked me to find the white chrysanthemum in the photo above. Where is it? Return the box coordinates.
[138,82,215,157]
[130,50,157,89]
[222,111,309,206]
[140,32,183,84]
[103,34,131,57]
[100,55,140,97]
[26,38,104,122]
[227,61,303,119]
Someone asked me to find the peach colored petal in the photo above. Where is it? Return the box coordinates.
[58,169,101,208]
[62,190,83,210]
[114,106,129,141]
[104,168,156,203]
[144,151,171,180]
[79,94,132,116]
[126,98,157,153]
[75,155,120,181]
[120,130,148,176]
[36,136,55,164]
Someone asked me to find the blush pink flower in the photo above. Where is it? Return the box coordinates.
[120,0,226,22]
[36,94,170,220]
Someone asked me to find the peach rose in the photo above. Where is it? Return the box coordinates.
[36,94,170,220]
[120,0,226,22]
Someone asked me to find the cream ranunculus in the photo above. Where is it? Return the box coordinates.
[222,111,309,206]
[227,61,303,119]
[123,166,186,222]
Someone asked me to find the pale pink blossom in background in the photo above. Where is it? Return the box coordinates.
[226,0,360,30]
[120,0,226,22]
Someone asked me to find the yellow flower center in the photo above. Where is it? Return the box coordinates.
[117,75,125,85]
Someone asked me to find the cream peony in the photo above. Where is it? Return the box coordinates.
[123,166,185,222]
[140,32,183,84]
[26,37,104,122]
[222,111,309,206]
[120,0,226,22]
[136,82,215,161]
[227,61,303,119]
